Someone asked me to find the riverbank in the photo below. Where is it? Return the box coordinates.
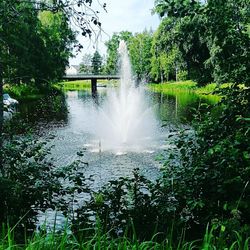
[57,79,118,91]
[3,83,62,101]
[57,79,226,99]
[148,80,229,96]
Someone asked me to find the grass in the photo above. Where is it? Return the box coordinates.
[148,80,197,92]
[3,84,45,100]
[0,222,249,250]
[4,80,225,101]
[57,80,118,91]
[3,79,119,100]
[148,81,229,96]
[57,80,91,90]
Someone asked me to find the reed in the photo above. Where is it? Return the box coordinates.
[0,223,248,250]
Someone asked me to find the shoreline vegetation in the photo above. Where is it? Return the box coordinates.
[4,79,233,100]
[3,83,62,101]
[1,223,249,249]
[3,82,249,249]
[148,80,229,96]
[5,80,226,95]
[56,79,119,91]
[4,80,224,101]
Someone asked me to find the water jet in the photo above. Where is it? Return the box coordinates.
[93,40,158,152]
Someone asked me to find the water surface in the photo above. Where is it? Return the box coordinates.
[18,86,217,187]
[18,86,217,226]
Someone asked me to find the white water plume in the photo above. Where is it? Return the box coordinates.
[90,40,158,152]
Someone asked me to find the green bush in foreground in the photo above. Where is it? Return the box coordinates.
[1,82,249,249]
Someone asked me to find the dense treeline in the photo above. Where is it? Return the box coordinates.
[0,0,104,166]
[97,0,250,85]
[0,1,76,86]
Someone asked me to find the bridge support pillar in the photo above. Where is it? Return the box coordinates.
[91,78,97,94]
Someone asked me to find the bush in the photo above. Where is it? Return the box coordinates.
[1,132,90,241]
[163,84,250,239]
[73,84,250,245]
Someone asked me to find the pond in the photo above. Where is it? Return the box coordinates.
[17,84,218,226]
[18,86,218,184]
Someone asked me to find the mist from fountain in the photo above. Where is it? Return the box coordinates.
[91,40,158,153]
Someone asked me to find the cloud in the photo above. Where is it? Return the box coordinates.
[101,0,158,33]
[70,0,160,64]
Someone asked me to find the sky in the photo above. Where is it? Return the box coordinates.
[69,0,160,65]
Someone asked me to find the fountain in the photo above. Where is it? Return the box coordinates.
[89,40,158,153]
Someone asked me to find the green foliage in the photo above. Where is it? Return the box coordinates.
[0,224,249,250]
[192,85,250,221]
[57,80,91,91]
[79,53,93,74]
[0,1,76,87]
[104,31,133,74]
[152,0,250,85]
[153,0,202,18]
[148,81,224,100]
[205,0,250,84]
[1,134,90,240]
[175,15,212,84]
[149,81,197,92]
[1,88,89,238]
[91,51,103,74]
[150,18,183,82]
[151,14,212,84]
[0,221,249,249]
[37,10,76,83]
[4,84,44,100]
[128,30,153,81]
[161,85,250,239]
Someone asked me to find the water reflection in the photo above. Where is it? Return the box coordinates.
[17,86,216,227]
[19,94,68,125]
[149,90,218,124]
[18,87,217,133]
[17,87,216,187]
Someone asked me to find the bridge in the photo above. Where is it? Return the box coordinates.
[62,74,120,93]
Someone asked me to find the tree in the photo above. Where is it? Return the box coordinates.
[153,0,250,85]
[174,15,213,84]
[37,10,76,83]
[105,31,133,74]
[150,17,184,82]
[0,0,105,169]
[153,0,213,85]
[129,30,153,81]
[79,53,93,73]
[205,0,250,84]
[153,0,202,18]
[91,51,102,74]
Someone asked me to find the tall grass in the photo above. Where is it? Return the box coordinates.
[0,223,249,250]
[148,81,197,93]
[148,81,230,96]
